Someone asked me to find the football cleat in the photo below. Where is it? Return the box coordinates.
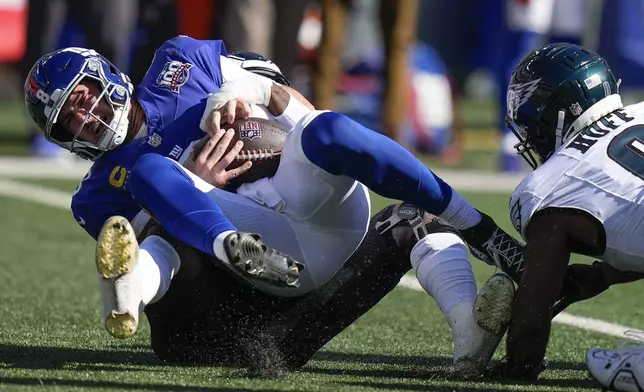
[95,216,141,339]
[474,273,515,334]
[224,232,304,288]
[587,333,644,392]
[454,273,516,378]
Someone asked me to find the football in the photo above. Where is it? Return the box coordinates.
[192,116,289,187]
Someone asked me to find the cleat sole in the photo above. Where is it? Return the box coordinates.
[96,216,138,279]
[96,216,140,339]
[105,311,137,339]
[474,273,515,334]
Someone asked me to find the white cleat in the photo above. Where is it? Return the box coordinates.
[587,337,644,392]
[453,273,515,378]
[95,216,141,339]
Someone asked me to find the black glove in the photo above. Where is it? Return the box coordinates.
[552,261,608,316]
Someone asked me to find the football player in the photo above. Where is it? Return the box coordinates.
[24,37,522,373]
[139,201,513,376]
[495,42,644,384]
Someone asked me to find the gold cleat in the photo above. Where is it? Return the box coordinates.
[95,216,140,339]
[105,312,138,339]
[96,216,138,279]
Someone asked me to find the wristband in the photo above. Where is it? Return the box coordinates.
[274,94,313,128]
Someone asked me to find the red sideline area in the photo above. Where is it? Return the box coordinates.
[0,0,26,63]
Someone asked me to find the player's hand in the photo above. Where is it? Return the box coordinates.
[184,129,252,188]
[200,76,273,135]
[207,99,252,136]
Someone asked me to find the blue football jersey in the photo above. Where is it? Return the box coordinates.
[71,36,227,239]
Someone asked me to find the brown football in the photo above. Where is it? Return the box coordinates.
[192,117,289,187]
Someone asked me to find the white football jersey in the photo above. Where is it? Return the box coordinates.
[510,101,644,272]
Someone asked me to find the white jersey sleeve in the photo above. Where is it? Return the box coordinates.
[509,183,544,239]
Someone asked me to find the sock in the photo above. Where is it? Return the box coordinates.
[300,112,454,215]
[128,153,237,256]
[438,192,482,230]
[410,232,480,362]
[213,230,236,265]
[411,232,477,317]
[137,235,182,305]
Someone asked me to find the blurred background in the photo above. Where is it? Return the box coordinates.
[1,0,644,173]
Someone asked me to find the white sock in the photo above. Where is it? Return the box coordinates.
[411,232,477,317]
[138,235,181,305]
[438,192,482,230]
[212,230,236,265]
[410,232,480,362]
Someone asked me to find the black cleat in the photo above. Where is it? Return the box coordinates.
[224,232,304,288]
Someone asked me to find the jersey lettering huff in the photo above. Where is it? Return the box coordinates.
[510,102,644,272]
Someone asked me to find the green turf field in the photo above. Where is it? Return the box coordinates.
[0,179,641,392]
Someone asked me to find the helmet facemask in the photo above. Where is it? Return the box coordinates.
[45,58,131,160]
[507,107,568,170]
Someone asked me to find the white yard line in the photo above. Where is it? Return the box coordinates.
[0,157,91,179]
[0,177,72,209]
[398,275,642,338]
[0,158,639,340]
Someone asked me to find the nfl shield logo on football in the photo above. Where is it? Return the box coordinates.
[569,102,583,116]
[239,121,262,140]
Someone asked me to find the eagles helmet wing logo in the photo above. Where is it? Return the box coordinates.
[507,78,541,120]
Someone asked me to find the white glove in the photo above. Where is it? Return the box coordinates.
[212,75,273,110]
[199,75,273,134]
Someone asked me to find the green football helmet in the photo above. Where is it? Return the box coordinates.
[506,42,623,169]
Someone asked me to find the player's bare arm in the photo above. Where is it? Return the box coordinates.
[504,212,572,379]
[505,208,608,379]
[554,260,644,316]
[266,84,294,115]
[206,83,314,135]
